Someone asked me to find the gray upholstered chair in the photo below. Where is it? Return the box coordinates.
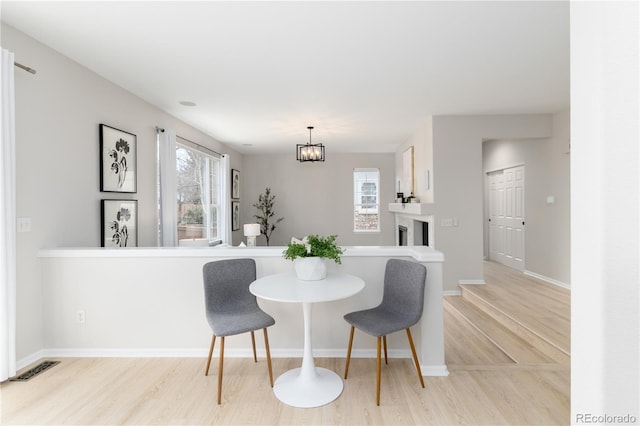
[203,258,275,404]
[343,259,427,405]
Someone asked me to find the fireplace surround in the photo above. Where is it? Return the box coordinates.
[390,203,434,248]
[398,225,408,246]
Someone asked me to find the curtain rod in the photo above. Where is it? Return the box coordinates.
[14,62,36,74]
[156,126,221,157]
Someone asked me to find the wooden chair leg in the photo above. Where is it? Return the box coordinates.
[217,336,225,405]
[383,335,388,364]
[406,328,425,388]
[263,328,274,387]
[344,326,355,379]
[205,334,216,376]
[376,336,382,406]
[250,331,257,363]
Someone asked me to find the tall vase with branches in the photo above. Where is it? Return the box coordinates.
[253,187,284,246]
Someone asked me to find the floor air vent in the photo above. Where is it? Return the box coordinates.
[10,360,60,382]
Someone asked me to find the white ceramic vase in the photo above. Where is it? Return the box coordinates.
[294,257,327,281]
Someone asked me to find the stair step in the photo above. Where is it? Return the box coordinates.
[445,296,568,365]
[467,263,570,354]
[460,284,570,359]
[444,302,515,366]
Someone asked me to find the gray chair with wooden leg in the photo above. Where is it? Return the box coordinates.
[343,258,427,405]
[203,258,275,405]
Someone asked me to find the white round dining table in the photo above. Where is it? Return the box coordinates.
[249,272,365,408]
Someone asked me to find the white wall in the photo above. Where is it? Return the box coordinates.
[241,153,396,246]
[395,117,433,203]
[571,1,638,418]
[398,114,552,292]
[36,246,447,375]
[482,109,570,285]
[2,24,243,361]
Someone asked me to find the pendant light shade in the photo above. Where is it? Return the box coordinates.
[296,126,325,162]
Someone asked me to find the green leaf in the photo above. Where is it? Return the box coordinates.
[283,234,344,264]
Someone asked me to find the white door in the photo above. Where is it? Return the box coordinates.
[488,166,525,271]
[488,170,505,262]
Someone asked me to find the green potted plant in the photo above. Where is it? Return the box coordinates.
[283,234,344,280]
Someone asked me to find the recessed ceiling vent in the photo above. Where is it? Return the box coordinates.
[9,360,60,382]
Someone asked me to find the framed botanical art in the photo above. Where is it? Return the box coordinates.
[231,169,240,199]
[100,124,137,193]
[232,201,240,231]
[101,199,138,247]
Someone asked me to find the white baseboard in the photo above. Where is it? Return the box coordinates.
[21,348,449,377]
[420,364,450,377]
[445,277,486,297]
[39,348,411,360]
[524,270,571,290]
[17,350,45,371]
[458,279,486,285]
[42,348,210,359]
[339,348,409,359]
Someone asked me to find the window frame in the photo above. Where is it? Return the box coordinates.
[353,168,381,233]
[175,139,222,246]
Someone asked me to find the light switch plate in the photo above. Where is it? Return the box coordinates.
[17,217,31,233]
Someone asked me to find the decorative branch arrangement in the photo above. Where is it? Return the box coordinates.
[253,187,284,246]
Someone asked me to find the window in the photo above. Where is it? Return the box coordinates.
[353,168,380,232]
[176,141,221,244]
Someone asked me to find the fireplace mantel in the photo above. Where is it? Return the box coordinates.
[388,202,434,216]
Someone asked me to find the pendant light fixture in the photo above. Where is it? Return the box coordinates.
[296,126,325,162]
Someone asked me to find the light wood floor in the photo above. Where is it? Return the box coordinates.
[1,261,570,425]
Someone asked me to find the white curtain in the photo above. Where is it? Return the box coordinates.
[220,154,231,244]
[0,48,17,381]
[157,129,177,246]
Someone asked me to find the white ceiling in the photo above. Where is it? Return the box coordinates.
[1,1,569,154]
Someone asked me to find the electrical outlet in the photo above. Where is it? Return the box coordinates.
[77,310,86,324]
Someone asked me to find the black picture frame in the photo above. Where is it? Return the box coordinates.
[231,169,240,199]
[100,124,137,193]
[101,199,138,247]
[232,201,240,231]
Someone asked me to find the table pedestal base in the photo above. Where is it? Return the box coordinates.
[249,279,364,408]
[273,367,344,408]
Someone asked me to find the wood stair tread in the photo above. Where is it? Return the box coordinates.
[444,296,564,365]
[460,283,570,355]
[443,303,515,366]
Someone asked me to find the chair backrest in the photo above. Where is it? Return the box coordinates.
[203,258,257,314]
[379,259,427,326]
